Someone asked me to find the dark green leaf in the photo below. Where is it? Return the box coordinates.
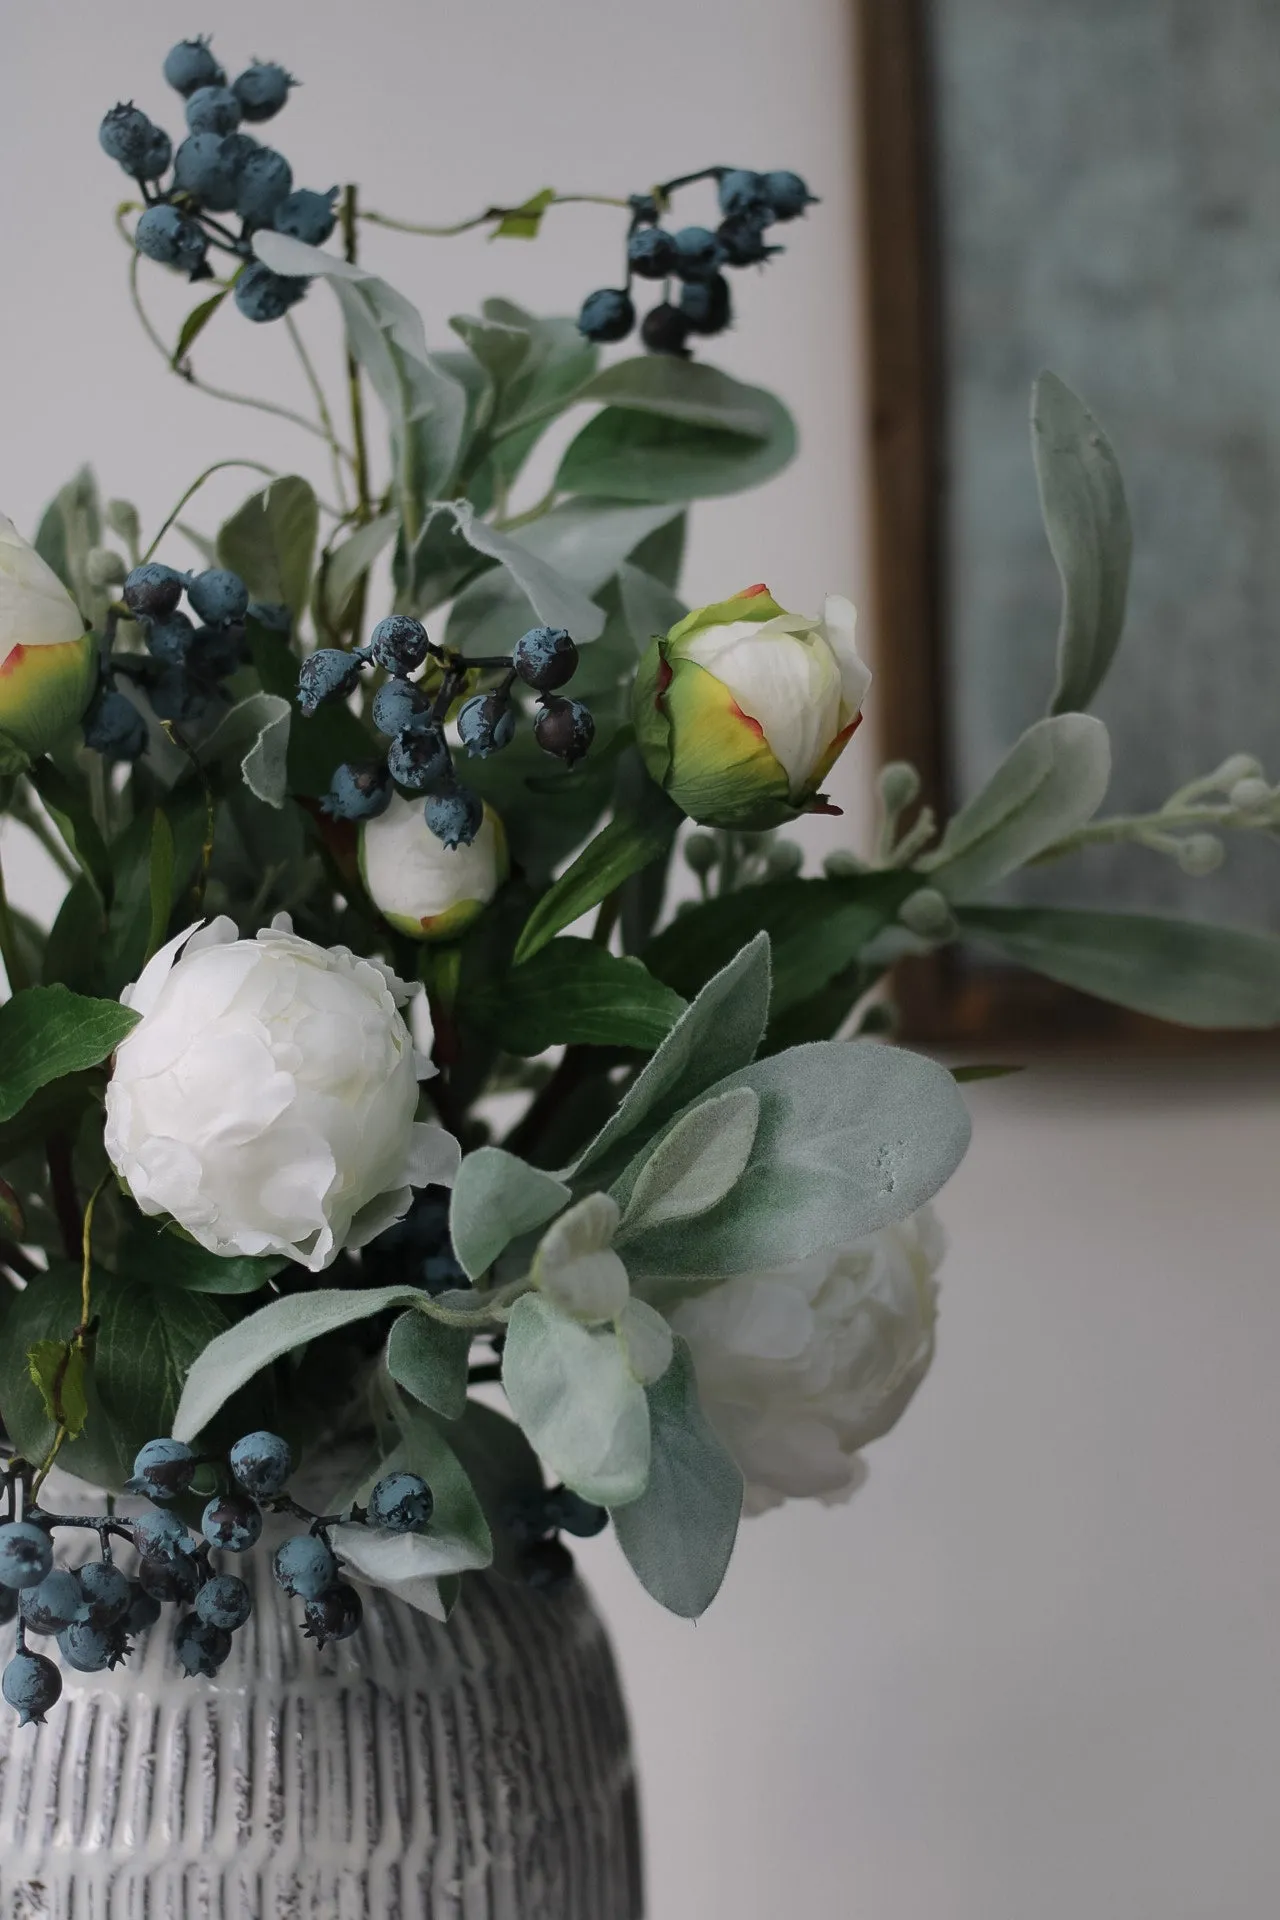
[172,286,231,368]
[385,1309,471,1421]
[446,1400,546,1581]
[0,732,31,777]
[116,1219,284,1295]
[472,938,685,1053]
[28,760,114,907]
[490,187,557,239]
[0,985,138,1124]
[0,1265,129,1488]
[0,1175,24,1238]
[92,1280,230,1455]
[514,792,680,964]
[42,877,106,993]
[146,809,174,960]
[217,476,319,620]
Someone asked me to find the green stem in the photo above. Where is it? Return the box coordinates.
[142,459,277,563]
[0,843,28,993]
[1036,801,1271,863]
[495,481,560,532]
[360,190,629,239]
[284,313,353,516]
[341,186,373,523]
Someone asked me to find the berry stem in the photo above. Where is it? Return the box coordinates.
[284,314,352,518]
[359,191,630,240]
[340,185,374,531]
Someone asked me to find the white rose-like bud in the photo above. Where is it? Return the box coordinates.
[0,512,96,758]
[669,1206,946,1514]
[359,790,508,942]
[104,915,461,1272]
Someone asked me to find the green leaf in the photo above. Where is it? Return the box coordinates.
[514,799,680,965]
[0,1266,129,1488]
[0,985,138,1124]
[923,715,1112,899]
[27,1339,89,1440]
[92,1281,231,1449]
[199,691,292,809]
[28,760,114,907]
[385,1310,471,1422]
[0,732,31,777]
[172,1283,434,1440]
[448,1146,570,1281]
[330,1400,493,1593]
[502,1293,650,1506]
[216,476,318,621]
[449,312,533,384]
[446,1400,547,1581]
[471,938,686,1054]
[440,501,608,644]
[1032,371,1132,716]
[490,187,557,239]
[115,1220,284,1295]
[957,906,1280,1029]
[611,1338,742,1618]
[319,512,398,626]
[34,467,102,621]
[248,619,375,801]
[480,301,599,489]
[171,285,231,368]
[616,1086,759,1238]
[145,808,174,961]
[617,560,685,649]
[0,1175,24,1238]
[621,1039,972,1282]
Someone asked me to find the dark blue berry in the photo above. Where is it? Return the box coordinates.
[512,625,578,692]
[534,696,595,766]
[368,615,430,676]
[627,227,676,279]
[518,1536,575,1592]
[202,1493,262,1553]
[229,1430,293,1500]
[0,1522,53,1591]
[670,227,724,281]
[761,170,817,221]
[99,103,159,173]
[716,209,781,268]
[129,1437,199,1502]
[367,1472,434,1533]
[321,760,394,822]
[163,37,226,97]
[135,204,208,276]
[123,562,184,620]
[641,303,691,357]
[19,1571,89,1636]
[680,273,732,337]
[544,1487,609,1538]
[58,1620,127,1673]
[137,127,173,182]
[234,261,308,323]
[126,1586,163,1635]
[190,621,246,681]
[174,1614,232,1678]
[188,568,249,627]
[233,62,295,124]
[387,725,452,792]
[718,169,769,220]
[302,1583,363,1647]
[77,1562,132,1630]
[424,785,483,849]
[138,1555,202,1604]
[185,85,242,136]
[83,687,147,761]
[273,1534,338,1599]
[235,147,293,226]
[273,186,338,246]
[149,666,218,725]
[196,1575,252,1632]
[145,611,196,666]
[173,132,241,211]
[372,677,430,736]
[457,692,516,758]
[130,1509,194,1569]
[3,1651,63,1726]
[578,288,635,344]
[219,130,259,177]
[298,647,365,715]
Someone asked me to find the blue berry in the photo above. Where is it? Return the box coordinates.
[718,169,769,220]
[761,170,816,221]
[219,130,260,177]
[627,227,676,279]
[517,1536,575,1592]
[578,288,635,344]
[273,1534,338,1599]
[302,1583,363,1647]
[83,687,147,761]
[670,227,724,281]
[123,562,184,620]
[534,696,595,766]
[77,1563,132,1630]
[367,1472,434,1533]
[188,568,249,627]
[387,725,452,792]
[131,1509,194,1569]
[202,1493,262,1553]
[233,62,296,124]
[641,303,691,357]
[0,1522,53,1591]
[185,84,242,136]
[229,1430,293,1500]
[173,132,241,211]
[138,1555,201,1604]
[135,204,208,276]
[149,667,219,725]
[320,760,394,822]
[298,647,366,715]
[512,625,578,692]
[680,273,732,337]
[235,147,293,226]
[368,615,430,676]
[136,126,174,183]
[126,1586,163,1635]
[145,611,196,666]
[543,1487,609,1538]
[19,1571,89,1636]
[58,1620,127,1673]
[163,37,225,97]
[196,1575,252,1632]
[234,261,308,323]
[174,1614,232,1678]
[717,209,781,268]
[424,785,483,849]
[99,103,160,173]
[130,1437,199,1502]
[190,621,246,680]
[372,677,430,736]
[458,692,516,758]
[274,186,338,246]
[3,1651,62,1726]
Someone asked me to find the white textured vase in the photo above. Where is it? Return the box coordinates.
[0,1552,643,1919]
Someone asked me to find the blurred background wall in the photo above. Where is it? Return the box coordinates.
[4,5,1280,1916]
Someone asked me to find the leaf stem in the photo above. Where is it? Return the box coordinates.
[284,313,353,517]
[142,458,278,563]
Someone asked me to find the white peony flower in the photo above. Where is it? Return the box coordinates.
[359,791,507,942]
[669,1206,946,1514]
[104,915,460,1271]
[0,512,96,758]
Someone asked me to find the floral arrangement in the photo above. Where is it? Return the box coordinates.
[1,34,1278,1730]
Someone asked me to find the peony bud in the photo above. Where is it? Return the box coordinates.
[632,585,870,830]
[0,514,96,760]
[358,789,507,941]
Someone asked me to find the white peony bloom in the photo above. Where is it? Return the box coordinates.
[104,915,460,1272]
[0,512,96,758]
[669,1206,946,1514]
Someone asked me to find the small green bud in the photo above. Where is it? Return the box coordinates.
[764,839,803,879]
[683,832,718,878]
[85,547,127,590]
[1177,833,1225,877]
[878,761,921,818]
[898,887,957,941]
[823,849,867,879]
[1228,776,1273,814]
[1213,753,1264,788]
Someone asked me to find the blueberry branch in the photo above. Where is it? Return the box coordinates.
[359,191,630,239]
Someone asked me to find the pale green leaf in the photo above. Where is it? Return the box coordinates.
[331,1400,492,1588]
[616,1086,759,1238]
[490,187,557,240]
[448,1147,570,1282]
[502,1293,650,1506]
[385,1309,471,1421]
[216,476,318,620]
[320,513,398,625]
[198,692,293,810]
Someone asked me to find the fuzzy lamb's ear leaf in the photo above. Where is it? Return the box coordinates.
[330,1401,492,1595]
[448,1147,570,1282]
[502,1293,650,1507]
[385,1310,471,1422]
[615,1085,759,1235]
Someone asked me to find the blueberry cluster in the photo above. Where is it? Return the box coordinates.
[99,38,336,324]
[300,615,594,849]
[578,167,816,358]
[0,1435,437,1726]
[502,1484,607,1592]
[82,560,255,760]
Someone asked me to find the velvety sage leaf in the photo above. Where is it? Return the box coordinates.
[331,1401,492,1589]
[172,1284,433,1440]
[320,512,398,625]
[923,714,1112,899]
[482,300,598,485]
[571,933,773,1178]
[449,312,533,384]
[502,1293,650,1506]
[446,1400,547,1581]
[0,985,138,1124]
[27,1339,89,1440]
[199,692,292,810]
[617,560,685,649]
[1032,372,1133,716]
[216,476,318,620]
[385,1309,471,1422]
[116,1221,284,1296]
[34,467,102,622]
[957,906,1280,1029]
[28,760,114,907]
[449,1147,570,1282]
[616,1086,759,1238]
[514,802,680,965]
[611,1338,742,1618]
[557,395,797,502]
[472,939,685,1055]
[622,1040,972,1281]
[145,808,174,960]
[569,357,786,434]
[247,619,376,801]
[442,502,606,644]
[171,286,230,368]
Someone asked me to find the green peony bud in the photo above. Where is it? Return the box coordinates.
[0,514,95,760]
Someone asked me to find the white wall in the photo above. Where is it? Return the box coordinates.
[6,8,1280,1917]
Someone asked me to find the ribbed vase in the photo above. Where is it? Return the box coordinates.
[0,1554,643,1919]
